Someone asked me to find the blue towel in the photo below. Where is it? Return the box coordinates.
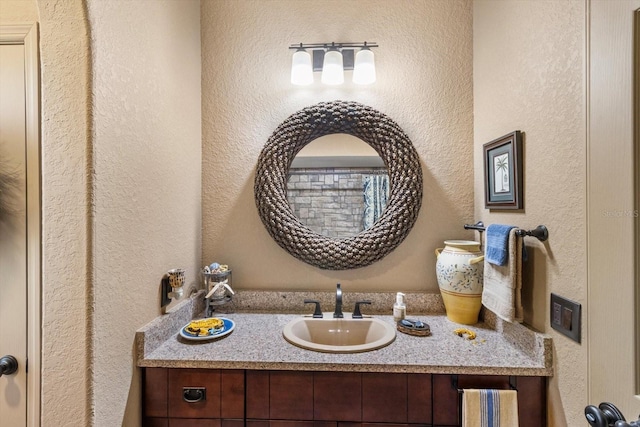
[485,224,516,266]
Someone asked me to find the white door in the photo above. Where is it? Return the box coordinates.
[0,39,29,427]
[588,2,640,420]
[0,23,41,427]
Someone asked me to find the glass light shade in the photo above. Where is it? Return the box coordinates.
[291,49,313,85]
[353,48,376,85]
[321,49,344,85]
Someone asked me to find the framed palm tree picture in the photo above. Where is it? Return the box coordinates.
[483,130,523,209]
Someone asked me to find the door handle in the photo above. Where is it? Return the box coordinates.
[0,355,18,377]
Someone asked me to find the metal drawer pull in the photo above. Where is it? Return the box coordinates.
[182,387,206,403]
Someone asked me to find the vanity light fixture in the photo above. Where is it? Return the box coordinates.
[353,43,376,85]
[289,42,378,86]
[290,44,313,85]
[321,43,344,85]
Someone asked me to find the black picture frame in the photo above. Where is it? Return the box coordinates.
[483,131,523,210]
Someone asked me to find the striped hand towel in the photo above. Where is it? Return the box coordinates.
[462,389,519,427]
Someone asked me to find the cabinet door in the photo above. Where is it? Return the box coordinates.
[145,368,168,418]
[168,420,221,427]
[246,370,270,419]
[272,422,335,427]
[339,424,429,427]
[432,374,546,427]
[221,369,245,419]
[269,371,314,420]
[246,421,334,427]
[362,373,407,423]
[246,370,333,421]
[314,371,362,421]
[516,376,547,427]
[408,374,432,424]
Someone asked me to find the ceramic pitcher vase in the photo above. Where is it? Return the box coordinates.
[435,240,485,325]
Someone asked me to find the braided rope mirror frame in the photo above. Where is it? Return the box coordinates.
[254,100,423,270]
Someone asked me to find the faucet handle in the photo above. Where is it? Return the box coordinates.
[352,300,372,319]
[304,299,323,318]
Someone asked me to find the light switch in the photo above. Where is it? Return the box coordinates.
[553,302,561,325]
[561,307,572,330]
[550,293,581,343]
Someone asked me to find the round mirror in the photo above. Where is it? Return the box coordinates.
[254,100,423,270]
[288,134,389,238]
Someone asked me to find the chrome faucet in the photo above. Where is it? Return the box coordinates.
[333,283,343,318]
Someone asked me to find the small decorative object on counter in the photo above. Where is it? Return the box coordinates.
[435,240,485,325]
[453,327,476,340]
[393,292,406,322]
[397,318,431,336]
[167,268,186,289]
[202,263,234,316]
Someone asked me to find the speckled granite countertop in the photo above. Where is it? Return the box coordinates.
[136,291,553,376]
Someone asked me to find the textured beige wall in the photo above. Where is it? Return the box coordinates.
[202,0,474,292]
[29,0,92,425]
[473,1,587,425]
[86,1,202,426]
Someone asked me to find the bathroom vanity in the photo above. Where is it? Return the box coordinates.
[143,368,546,427]
[137,293,552,427]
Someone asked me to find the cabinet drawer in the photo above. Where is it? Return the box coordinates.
[168,369,221,418]
[144,368,244,420]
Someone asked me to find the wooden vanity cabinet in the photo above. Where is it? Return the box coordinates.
[245,370,432,426]
[143,369,546,427]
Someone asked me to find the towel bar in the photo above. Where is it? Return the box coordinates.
[463,221,485,232]
[464,222,549,242]
[453,375,518,425]
[451,374,517,392]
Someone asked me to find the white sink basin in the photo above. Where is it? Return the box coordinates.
[282,315,396,353]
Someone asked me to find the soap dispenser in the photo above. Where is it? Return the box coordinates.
[393,292,406,322]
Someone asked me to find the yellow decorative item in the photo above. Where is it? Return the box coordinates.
[435,240,484,324]
[453,328,476,340]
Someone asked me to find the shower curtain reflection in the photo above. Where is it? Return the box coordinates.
[363,174,389,230]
